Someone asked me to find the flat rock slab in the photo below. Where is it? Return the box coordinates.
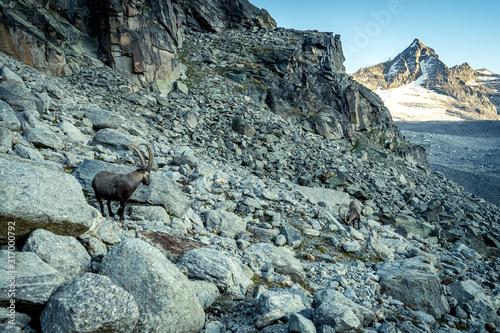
[293,185,351,210]
[0,157,92,243]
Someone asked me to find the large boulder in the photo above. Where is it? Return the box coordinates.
[0,157,92,244]
[40,273,139,333]
[99,238,205,333]
[73,159,191,217]
[0,251,63,312]
[244,243,305,283]
[24,128,63,150]
[376,258,450,318]
[22,229,91,284]
[178,247,253,294]
[204,209,247,238]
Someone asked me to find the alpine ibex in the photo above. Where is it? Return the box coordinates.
[339,200,362,229]
[92,144,153,222]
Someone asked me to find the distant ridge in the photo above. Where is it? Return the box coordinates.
[352,39,500,121]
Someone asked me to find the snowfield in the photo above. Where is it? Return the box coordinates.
[375,83,463,122]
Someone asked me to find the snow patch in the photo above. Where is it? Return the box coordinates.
[374,83,463,122]
[478,69,495,76]
[477,76,499,82]
[386,58,402,80]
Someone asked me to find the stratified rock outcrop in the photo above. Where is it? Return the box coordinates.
[0,0,275,89]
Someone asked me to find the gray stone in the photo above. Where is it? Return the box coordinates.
[0,127,11,151]
[184,111,198,129]
[84,106,124,129]
[244,243,305,283]
[99,238,205,333]
[172,146,199,167]
[78,234,108,257]
[279,224,302,247]
[13,144,44,161]
[255,290,307,329]
[191,280,221,310]
[448,280,498,324]
[342,240,360,252]
[0,251,63,312]
[313,289,376,328]
[275,234,287,246]
[204,209,247,238]
[0,67,37,111]
[376,258,450,317]
[73,159,191,217]
[175,81,189,95]
[92,128,144,150]
[289,313,317,333]
[363,231,395,261]
[178,248,252,295]
[129,205,170,224]
[40,273,139,333]
[0,157,92,243]
[58,120,88,146]
[24,128,63,150]
[315,305,360,333]
[0,101,21,131]
[204,321,225,333]
[22,229,91,284]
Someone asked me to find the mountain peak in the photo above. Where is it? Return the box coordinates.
[409,38,424,49]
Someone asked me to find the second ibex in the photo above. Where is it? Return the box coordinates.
[92,144,153,222]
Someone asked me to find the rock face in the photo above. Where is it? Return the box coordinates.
[0,157,92,243]
[0,0,275,89]
[40,273,139,333]
[352,39,499,119]
[99,238,205,333]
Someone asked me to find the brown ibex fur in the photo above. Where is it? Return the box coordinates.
[339,200,362,229]
[92,144,153,222]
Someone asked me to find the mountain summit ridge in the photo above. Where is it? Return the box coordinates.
[353,39,500,120]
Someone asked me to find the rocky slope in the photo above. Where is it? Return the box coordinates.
[353,39,500,121]
[1,1,500,333]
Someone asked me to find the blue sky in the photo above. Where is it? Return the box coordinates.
[251,0,500,74]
